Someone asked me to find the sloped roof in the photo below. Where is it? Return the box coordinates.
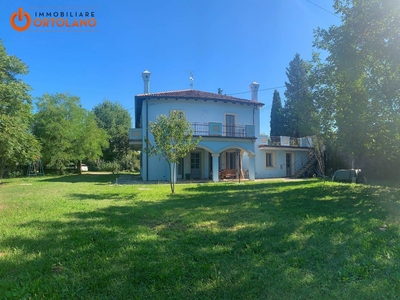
[136,89,264,107]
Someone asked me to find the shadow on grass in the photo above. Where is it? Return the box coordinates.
[41,173,119,184]
[1,180,400,299]
[69,192,138,201]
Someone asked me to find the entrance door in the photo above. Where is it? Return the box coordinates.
[191,152,201,179]
[226,152,237,169]
[286,153,292,177]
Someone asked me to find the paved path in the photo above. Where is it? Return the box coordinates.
[113,175,307,185]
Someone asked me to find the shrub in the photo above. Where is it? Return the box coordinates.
[96,161,120,174]
[119,150,140,172]
[7,170,23,178]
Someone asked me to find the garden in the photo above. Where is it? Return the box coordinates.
[1,175,400,299]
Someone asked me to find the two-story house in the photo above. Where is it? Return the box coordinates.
[130,70,315,182]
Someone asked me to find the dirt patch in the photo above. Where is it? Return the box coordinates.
[51,265,64,274]
[0,252,7,258]
[0,205,6,211]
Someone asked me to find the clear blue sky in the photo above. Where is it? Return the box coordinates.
[2,0,340,135]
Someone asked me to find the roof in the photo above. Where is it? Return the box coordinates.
[135,89,264,107]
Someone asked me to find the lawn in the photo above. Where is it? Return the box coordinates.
[1,175,400,299]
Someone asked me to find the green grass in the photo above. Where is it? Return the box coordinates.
[1,175,400,299]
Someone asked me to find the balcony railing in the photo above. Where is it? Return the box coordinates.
[130,123,256,140]
[191,122,255,138]
[268,136,313,147]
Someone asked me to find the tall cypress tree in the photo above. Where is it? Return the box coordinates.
[283,53,316,137]
[270,90,284,136]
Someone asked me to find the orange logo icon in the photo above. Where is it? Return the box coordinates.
[10,8,31,31]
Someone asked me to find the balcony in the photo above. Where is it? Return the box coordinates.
[190,122,255,138]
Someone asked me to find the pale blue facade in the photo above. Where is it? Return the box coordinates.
[129,73,314,182]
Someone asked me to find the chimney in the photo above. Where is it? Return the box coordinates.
[250,82,260,102]
[142,70,151,94]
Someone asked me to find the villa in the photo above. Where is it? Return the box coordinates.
[130,70,315,182]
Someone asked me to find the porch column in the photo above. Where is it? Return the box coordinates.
[170,162,177,183]
[248,154,256,181]
[212,153,220,182]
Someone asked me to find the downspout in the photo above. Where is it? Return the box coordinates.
[146,98,149,181]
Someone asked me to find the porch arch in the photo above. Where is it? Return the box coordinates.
[194,144,216,155]
[217,145,255,156]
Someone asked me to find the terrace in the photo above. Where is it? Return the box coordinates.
[261,136,314,148]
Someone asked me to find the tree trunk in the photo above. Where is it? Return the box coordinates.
[0,157,6,184]
[168,161,175,194]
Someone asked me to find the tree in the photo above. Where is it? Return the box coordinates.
[33,93,108,173]
[93,100,132,162]
[0,41,40,182]
[270,90,284,136]
[283,53,317,137]
[313,0,400,176]
[145,111,201,194]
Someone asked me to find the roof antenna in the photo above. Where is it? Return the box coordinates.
[186,70,194,89]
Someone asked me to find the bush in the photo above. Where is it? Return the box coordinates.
[7,170,23,178]
[91,151,140,174]
[119,150,140,172]
[95,161,120,174]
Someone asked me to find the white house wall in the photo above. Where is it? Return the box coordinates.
[254,148,309,178]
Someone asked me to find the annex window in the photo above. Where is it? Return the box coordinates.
[265,152,274,168]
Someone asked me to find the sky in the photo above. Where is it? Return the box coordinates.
[1,0,341,135]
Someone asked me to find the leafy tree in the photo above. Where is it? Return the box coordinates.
[283,53,317,137]
[33,93,108,173]
[0,41,40,182]
[313,0,400,175]
[93,100,132,162]
[270,90,284,136]
[145,111,201,194]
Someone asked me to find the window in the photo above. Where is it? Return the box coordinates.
[265,153,274,168]
[191,152,200,169]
